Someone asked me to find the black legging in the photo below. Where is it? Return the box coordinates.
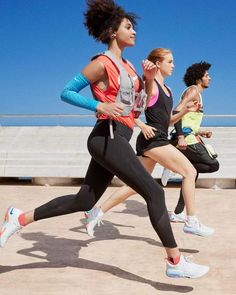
[174,142,219,214]
[34,120,177,248]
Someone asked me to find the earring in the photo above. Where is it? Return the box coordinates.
[111,34,116,39]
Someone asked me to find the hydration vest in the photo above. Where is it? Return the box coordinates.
[92,50,147,118]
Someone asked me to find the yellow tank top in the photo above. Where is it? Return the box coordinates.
[180,86,203,145]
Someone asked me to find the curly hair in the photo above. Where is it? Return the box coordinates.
[84,0,138,44]
[183,61,211,86]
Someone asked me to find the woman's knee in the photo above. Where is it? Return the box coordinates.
[182,165,197,180]
[148,184,165,205]
[147,185,168,217]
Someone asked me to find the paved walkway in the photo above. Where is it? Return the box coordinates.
[0,184,235,295]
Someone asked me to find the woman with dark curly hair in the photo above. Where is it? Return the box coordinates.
[162,61,219,220]
[0,0,209,278]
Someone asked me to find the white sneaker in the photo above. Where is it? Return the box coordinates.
[166,255,209,278]
[169,211,187,223]
[85,207,104,237]
[183,217,215,237]
[0,207,23,248]
[161,168,175,186]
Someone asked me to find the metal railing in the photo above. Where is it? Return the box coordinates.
[0,114,236,127]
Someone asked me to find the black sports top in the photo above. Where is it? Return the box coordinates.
[145,79,173,135]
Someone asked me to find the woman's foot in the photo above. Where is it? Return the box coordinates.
[0,207,23,247]
[166,255,209,278]
[161,168,175,186]
[169,211,187,223]
[84,207,104,237]
[183,216,215,237]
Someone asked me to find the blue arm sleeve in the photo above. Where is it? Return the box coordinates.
[60,72,99,112]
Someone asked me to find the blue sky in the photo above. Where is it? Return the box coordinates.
[1,0,236,120]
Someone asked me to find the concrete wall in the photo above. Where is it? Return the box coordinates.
[0,126,235,187]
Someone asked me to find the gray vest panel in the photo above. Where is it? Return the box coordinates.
[92,50,147,117]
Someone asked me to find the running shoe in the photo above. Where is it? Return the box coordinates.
[166,255,209,278]
[0,207,23,248]
[169,211,187,223]
[85,207,104,237]
[161,168,175,186]
[183,217,215,237]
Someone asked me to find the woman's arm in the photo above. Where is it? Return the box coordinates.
[169,109,188,125]
[134,118,157,140]
[142,59,157,106]
[61,59,124,116]
[169,86,200,125]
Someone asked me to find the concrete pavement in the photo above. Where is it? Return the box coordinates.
[0,184,235,295]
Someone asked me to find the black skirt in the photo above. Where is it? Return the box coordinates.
[136,129,169,156]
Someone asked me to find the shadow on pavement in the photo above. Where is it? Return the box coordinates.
[0,231,194,293]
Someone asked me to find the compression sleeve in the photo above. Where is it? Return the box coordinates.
[172,110,184,136]
[61,73,99,112]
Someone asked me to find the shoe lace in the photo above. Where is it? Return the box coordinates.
[193,219,209,231]
[16,229,22,235]
[186,217,200,228]
[97,217,104,227]
[184,255,194,263]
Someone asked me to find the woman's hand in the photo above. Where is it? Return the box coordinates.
[177,135,187,150]
[186,99,202,112]
[140,124,157,140]
[97,102,124,117]
[199,130,212,138]
[142,60,156,81]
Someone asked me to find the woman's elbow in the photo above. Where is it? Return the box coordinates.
[60,89,69,102]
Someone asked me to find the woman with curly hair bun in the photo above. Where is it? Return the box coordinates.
[0,0,209,279]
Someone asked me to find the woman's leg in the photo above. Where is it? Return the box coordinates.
[87,130,177,249]
[174,173,199,215]
[20,158,115,225]
[0,158,114,247]
[100,156,156,213]
[181,143,220,174]
[174,143,219,214]
[0,126,210,277]
[34,159,114,221]
[145,144,215,236]
[144,144,197,216]
[1,119,177,253]
[23,124,177,250]
[100,186,135,213]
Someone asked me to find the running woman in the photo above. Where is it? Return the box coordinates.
[161,62,219,222]
[0,0,209,279]
[86,48,215,239]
